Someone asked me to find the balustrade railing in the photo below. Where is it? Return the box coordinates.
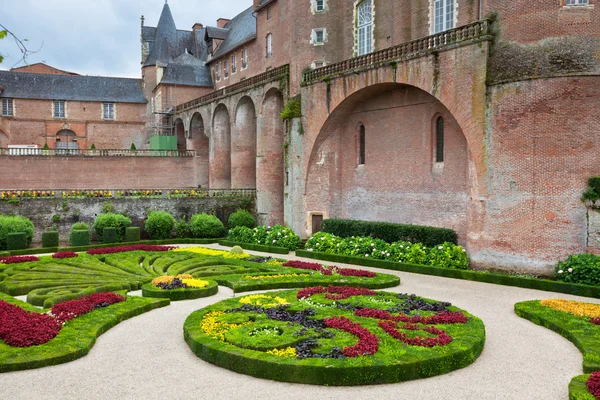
[177,64,290,112]
[303,19,492,84]
[0,148,197,157]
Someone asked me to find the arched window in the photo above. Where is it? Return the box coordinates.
[266,33,273,58]
[359,124,366,165]
[356,0,373,56]
[435,116,444,163]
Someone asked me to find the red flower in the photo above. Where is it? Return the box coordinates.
[587,371,600,398]
[283,260,376,278]
[591,317,600,326]
[52,252,78,259]
[324,316,379,357]
[297,286,377,300]
[0,301,61,347]
[0,256,40,264]
[378,320,453,347]
[51,292,125,323]
[87,245,177,255]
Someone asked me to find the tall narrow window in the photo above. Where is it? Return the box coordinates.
[357,0,373,56]
[53,100,65,118]
[232,53,237,73]
[436,116,444,163]
[216,62,221,81]
[1,98,14,116]
[242,48,248,69]
[103,103,115,120]
[316,0,325,12]
[224,60,229,78]
[266,33,273,58]
[359,125,366,165]
[433,0,455,33]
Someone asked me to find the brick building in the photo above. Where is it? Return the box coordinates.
[0,0,599,273]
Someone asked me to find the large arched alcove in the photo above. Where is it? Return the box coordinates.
[211,104,232,189]
[189,112,210,188]
[56,129,78,150]
[257,88,285,225]
[232,96,257,189]
[305,83,472,240]
[174,118,186,151]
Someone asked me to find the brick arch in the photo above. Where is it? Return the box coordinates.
[232,96,257,189]
[304,82,473,241]
[210,103,232,189]
[189,112,209,188]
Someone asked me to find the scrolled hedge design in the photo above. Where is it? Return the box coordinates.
[184,288,485,386]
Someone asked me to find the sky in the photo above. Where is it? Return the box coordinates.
[0,0,250,78]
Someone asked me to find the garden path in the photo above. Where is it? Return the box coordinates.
[2,244,597,400]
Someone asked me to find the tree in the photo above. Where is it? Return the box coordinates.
[0,24,42,66]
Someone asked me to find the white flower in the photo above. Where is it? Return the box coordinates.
[371,243,375,247]
[438,246,443,250]
[273,240,276,243]
[365,254,369,257]
[462,249,466,252]
[381,251,385,254]
[308,248,313,252]
[278,232,282,236]
[258,241,261,243]
[268,226,271,229]
[355,244,358,247]
[321,237,325,241]
[386,253,390,257]
[568,268,573,273]
[558,270,564,274]
[400,245,404,249]
[337,243,340,246]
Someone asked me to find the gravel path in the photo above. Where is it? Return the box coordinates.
[2,244,597,400]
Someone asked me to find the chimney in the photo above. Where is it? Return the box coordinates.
[216,18,231,28]
[192,23,204,31]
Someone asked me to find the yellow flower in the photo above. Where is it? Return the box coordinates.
[151,276,174,286]
[243,274,311,280]
[182,278,209,288]
[200,311,250,341]
[176,274,193,280]
[174,247,250,259]
[266,347,297,358]
[239,294,289,307]
[541,299,600,318]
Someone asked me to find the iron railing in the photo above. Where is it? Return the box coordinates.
[177,64,290,112]
[303,19,493,84]
[0,148,197,157]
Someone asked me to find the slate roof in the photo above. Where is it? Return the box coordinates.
[205,26,230,41]
[160,52,213,87]
[0,71,147,103]
[209,7,257,61]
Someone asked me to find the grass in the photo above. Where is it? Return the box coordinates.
[184,288,485,386]
[514,300,600,373]
[0,292,169,372]
[569,375,595,400]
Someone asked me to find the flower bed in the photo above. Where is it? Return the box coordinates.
[141,275,218,301]
[0,256,40,264]
[52,252,78,259]
[305,232,469,269]
[1,190,54,200]
[184,287,485,385]
[283,260,377,278]
[569,374,600,400]
[515,300,600,373]
[0,292,168,372]
[87,245,177,255]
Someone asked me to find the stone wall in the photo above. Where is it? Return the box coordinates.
[0,196,254,243]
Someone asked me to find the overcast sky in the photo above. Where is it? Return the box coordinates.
[0,0,250,78]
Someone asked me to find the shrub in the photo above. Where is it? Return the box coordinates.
[93,213,131,242]
[305,232,469,269]
[227,226,255,243]
[582,177,600,203]
[0,215,35,250]
[103,228,118,244]
[42,231,59,248]
[145,211,175,240]
[321,218,458,247]
[125,227,141,242]
[230,246,245,255]
[227,225,301,250]
[175,218,190,238]
[7,232,28,251]
[189,213,224,238]
[555,254,600,286]
[70,230,90,247]
[227,209,256,229]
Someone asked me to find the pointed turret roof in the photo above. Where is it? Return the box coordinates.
[143,2,179,67]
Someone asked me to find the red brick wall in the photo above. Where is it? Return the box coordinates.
[305,85,470,240]
[0,98,146,150]
[0,156,201,189]
[10,63,79,75]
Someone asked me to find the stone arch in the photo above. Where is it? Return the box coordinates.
[56,129,78,150]
[257,88,285,225]
[305,82,472,241]
[189,112,210,188]
[232,96,257,189]
[174,118,186,151]
[211,103,232,189]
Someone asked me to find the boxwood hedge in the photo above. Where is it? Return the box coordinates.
[141,280,218,301]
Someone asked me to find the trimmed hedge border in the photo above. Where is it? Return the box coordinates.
[218,240,290,255]
[514,300,600,373]
[184,289,486,386]
[0,293,169,373]
[3,238,224,256]
[141,281,218,301]
[296,250,600,299]
[569,375,595,400]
